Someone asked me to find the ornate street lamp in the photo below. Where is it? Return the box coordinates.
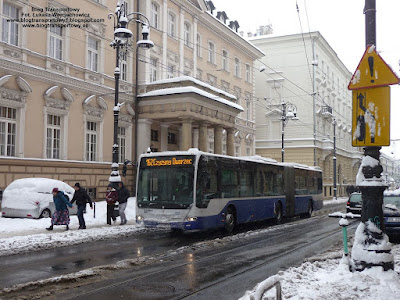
[108,1,153,184]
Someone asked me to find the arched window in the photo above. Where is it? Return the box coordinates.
[222,50,228,71]
[150,2,159,29]
[208,41,215,64]
[168,12,176,37]
[234,58,240,77]
[196,34,201,57]
[184,22,191,46]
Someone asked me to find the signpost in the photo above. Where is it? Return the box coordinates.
[348,0,400,272]
[348,46,400,90]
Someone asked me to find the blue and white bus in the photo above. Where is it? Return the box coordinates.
[136,149,323,232]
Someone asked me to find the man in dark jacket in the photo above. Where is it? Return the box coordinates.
[71,182,93,229]
[117,182,130,225]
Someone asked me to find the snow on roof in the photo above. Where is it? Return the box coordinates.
[145,76,237,100]
[385,188,400,196]
[138,86,244,112]
[281,162,322,172]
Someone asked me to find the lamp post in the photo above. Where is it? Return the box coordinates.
[280,102,299,162]
[108,0,153,185]
[333,117,337,200]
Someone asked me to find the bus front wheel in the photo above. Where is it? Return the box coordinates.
[224,206,236,234]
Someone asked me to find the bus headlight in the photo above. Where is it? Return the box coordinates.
[186,217,197,222]
[136,215,144,222]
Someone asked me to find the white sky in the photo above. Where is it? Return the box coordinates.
[213,0,400,157]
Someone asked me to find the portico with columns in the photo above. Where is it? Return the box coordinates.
[136,77,244,158]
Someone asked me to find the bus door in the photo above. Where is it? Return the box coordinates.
[284,166,295,217]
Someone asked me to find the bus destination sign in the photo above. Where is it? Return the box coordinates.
[144,156,193,167]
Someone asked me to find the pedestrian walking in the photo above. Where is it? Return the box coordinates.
[106,184,118,225]
[46,187,73,231]
[117,182,130,225]
[70,183,93,229]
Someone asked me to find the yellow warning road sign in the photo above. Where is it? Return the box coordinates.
[352,86,390,147]
[348,46,400,90]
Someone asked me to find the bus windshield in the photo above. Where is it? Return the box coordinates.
[137,156,194,209]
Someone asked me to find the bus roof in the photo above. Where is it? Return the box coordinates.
[139,149,321,172]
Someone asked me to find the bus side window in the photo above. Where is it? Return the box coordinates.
[221,169,239,198]
[196,168,218,208]
[255,169,265,196]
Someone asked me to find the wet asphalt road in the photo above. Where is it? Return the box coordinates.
[0,202,352,299]
[54,214,357,300]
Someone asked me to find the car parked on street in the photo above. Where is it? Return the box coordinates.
[383,191,400,237]
[346,192,362,215]
[1,178,77,219]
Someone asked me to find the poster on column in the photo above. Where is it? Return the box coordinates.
[352,86,390,147]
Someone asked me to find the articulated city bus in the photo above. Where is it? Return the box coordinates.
[136,149,323,232]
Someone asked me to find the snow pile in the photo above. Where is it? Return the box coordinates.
[0,198,141,256]
[385,188,400,196]
[323,197,348,206]
[241,244,400,300]
[352,221,394,267]
[356,155,385,187]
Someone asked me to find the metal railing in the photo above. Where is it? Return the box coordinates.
[249,275,282,300]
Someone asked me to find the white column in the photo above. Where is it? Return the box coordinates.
[198,123,208,152]
[137,119,152,159]
[214,126,223,154]
[181,118,192,151]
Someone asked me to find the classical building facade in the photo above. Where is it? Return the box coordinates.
[0,0,262,198]
[251,31,363,198]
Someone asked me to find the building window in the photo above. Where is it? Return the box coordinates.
[167,64,175,79]
[118,126,126,163]
[168,12,175,37]
[168,132,177,144]
[184,22,191,46]
[49,26,62,60]
[234,58,240,77]
[245,64,251,82]
[46,114,61,159]
[208,41,215,64]
[86,121,97,161]
[246,100,251,121]
[87,36,99,72]
[151,129,158,141]
[222,50,228,71]
[2,2,19,46]
[150,57,158,82]
[235,146,240,157]
[150,2,159,29]
[196,34,201,57]
[0,106,16,157]
[120,51,128,81]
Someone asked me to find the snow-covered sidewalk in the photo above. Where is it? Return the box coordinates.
[0,198,143,256]
[241,242,400,299]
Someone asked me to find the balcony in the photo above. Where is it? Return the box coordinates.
[322,106,333,118]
